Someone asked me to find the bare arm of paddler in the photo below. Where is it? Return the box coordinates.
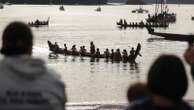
[184,42,194,80]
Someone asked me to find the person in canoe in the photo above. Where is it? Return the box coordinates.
[95,48,101,58]
[71,45,77,55]
[64,43,68,54]
[114,49,122,61]
[90,41,95,55]
[104,48,110,59]
[110,49,114,60]
[122,49,128,62]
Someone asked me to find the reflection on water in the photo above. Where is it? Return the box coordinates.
[147,37,165,42]
[56,54,141,75]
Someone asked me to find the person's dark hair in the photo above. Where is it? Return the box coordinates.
[147,54,188,101]
[127,82,149,102]
[1,21,33,56]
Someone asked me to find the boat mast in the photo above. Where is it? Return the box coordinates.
[98,0,101,8]
[155,0,159,15]
[60,0,63,6]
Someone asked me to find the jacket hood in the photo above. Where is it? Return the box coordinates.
[2,55,46,79]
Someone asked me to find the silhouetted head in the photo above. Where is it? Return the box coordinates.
[1,21,33,56]
[96,48,99,51]
[127,82,149,103]
[147,54,188,101]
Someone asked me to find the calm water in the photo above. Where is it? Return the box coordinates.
[1,4,194,110]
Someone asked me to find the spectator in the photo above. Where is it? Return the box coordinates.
[126,54,193,110]
[127,82,149,103]
[0,21,67,110]
[184,43,194,79]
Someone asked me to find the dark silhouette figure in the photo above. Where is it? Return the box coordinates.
[127,82,149,103]
[122,49,128,62]
[126,54,193,110]
[0,22,66,109]
[104,48,110,59]
[80,46,87,56]
[184,43,194,80]
[53,42,59,53]
[95,48,100,58]
[64,43,67,54]
[114,49,122,61]
[71,45,77,55]
[110,49,114,60]
[90,41,95,55]
[130,47,135,57]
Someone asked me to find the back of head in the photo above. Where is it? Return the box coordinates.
[147,54,188,101]
[1,21,33,56]
[127,82,149,103]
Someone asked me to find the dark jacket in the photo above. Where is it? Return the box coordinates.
[126,98,193,110]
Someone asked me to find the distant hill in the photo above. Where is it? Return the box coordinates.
[1,0,107,5]
[126,0,145,5]
[144,0,194,4]
[108,0,194,4]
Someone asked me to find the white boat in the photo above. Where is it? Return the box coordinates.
[131,3,148,14]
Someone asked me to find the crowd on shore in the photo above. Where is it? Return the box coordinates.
[0,21,194,110]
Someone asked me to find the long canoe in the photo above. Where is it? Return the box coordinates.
[146,26,194,42]
[47,41,141,63]
[117,22,168,29]
[28,17,50,27]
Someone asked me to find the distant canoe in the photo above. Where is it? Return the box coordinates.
[28,17,50,27]
[117,21,168,29]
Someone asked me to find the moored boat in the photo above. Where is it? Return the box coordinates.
[146,0,176,24]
